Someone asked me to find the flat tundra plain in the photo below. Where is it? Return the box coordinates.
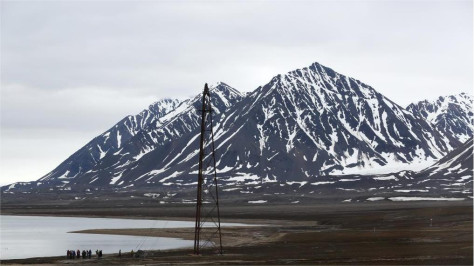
[1,201,472,265]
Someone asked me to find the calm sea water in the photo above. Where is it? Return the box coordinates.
[0,215,242,260]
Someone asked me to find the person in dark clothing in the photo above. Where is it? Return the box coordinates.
[99,250,102,258]
[67,250,70,259]
[72,250,75,259]
[76,249,80,259]
[119,249,121,258]
[89,249,92,259]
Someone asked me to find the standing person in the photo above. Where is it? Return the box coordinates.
[119,249,121,258]
[89,249,92,259]
[99,250,102,258]
[72,250,75,259]
[77,249,80,259]
[66,250,69,259]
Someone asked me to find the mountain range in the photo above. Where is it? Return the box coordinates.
[2,62,472,203]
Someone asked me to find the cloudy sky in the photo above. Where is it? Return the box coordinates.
[1,0,472,185]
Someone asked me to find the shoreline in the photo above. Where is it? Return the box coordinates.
[0,212,270,226]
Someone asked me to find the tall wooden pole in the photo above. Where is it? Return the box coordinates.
[194,83,223,255]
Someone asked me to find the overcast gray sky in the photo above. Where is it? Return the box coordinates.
[1,0,472,185]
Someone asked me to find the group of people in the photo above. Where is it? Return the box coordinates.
[66,249,101,259]
[66,249,140,260]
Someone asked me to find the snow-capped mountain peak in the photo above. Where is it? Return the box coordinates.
[208,62,455,180]
[407,92,473,144]
[38,97,181,182]
[148,98,182,118]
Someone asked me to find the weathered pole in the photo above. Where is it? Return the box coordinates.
[194,83,223,255]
